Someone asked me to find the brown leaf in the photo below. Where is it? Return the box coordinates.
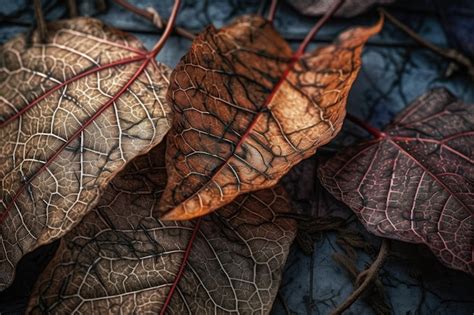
[27,143,297,314]
[0,17,172,290]
[160,15,383,220]
[318,88,474,274]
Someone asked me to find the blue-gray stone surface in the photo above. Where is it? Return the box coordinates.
[1,0,473,314]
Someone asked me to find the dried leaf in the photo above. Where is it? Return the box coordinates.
[286,0,395,18]
[318,88,473,274]
[27,143,297,313]
[160,15,382,220]
[0,17,172,290]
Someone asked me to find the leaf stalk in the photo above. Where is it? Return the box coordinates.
[295,0,345,57]
[346,113,386,139]
[113,0,195,41]
[267,0,279,22]
[33,0,47,42]
[149,0,182,58]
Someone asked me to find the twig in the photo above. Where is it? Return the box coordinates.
[113,0,195,40]
[96,0,107,12]
[379,8,474,78]
[33,0,47,42]
[331,239,389,315]
[67,0,78,17]
[257,0,266,16]
[296,0,345,56]
[267,0,278,22]
[277,291,292,315]
[292,215,346,256]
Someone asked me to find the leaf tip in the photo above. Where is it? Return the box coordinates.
[159,203,205,221]
[159,210,182,221]
[374,10,385,33]
[337,13,384,47]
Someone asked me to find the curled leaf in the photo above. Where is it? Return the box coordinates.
[160,15,383,220]
[0,18,172,290]
[27,143,296,313]
[319,89,474,274]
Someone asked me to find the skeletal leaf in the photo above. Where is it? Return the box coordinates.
[319,89,474,274]
[160,15,383,220]
[0,17,172,290]
[27,143,297,314]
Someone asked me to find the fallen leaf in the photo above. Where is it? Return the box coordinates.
[160,15,383,220]
[286,0,394,18]
[318,88,474,274]
[27,143,297,314]
[0,17,172,290]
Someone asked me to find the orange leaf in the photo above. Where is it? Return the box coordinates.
[160,15,383,220]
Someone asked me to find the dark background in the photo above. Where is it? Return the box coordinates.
[0,0,473,314]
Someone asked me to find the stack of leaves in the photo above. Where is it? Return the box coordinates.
[159,14,383,220]
[1,0,473,313]
[26,143,297,313]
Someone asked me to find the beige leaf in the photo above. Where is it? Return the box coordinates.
[27,143,296,313]
[0,17,172,290]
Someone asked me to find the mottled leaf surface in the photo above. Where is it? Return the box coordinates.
[160,15,382,220]
[27,143,296,314]
[0,17,172,290]
[319,88,473,274]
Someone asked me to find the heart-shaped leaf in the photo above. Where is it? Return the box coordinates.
[27,143,296,313]
[0,17,172,290]
[318,88,473,274]
[160,15,383,220]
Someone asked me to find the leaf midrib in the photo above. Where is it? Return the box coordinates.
[389,137,473,215]
[1,55,154,222]
[166,46,300,215]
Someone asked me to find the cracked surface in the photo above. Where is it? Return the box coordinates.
[160,15,382,220]
[1,1,473,313]
[0,17,172,290]
[27,143,296,314]
[319,88,474,274]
